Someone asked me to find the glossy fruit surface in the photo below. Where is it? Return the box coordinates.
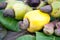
[24,10,50,32]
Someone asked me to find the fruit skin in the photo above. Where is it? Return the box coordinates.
[24,10,50,32]
[5,1,33,20]
[43,23,54,35]
[12,2,33,20]
[40,5,52,13]
[0,2,7,10]
[51,1,60,18]
[3,9,15,18]
[44,0,60,4]
[44,0,54,4]
[5,1,24,9]
[37,1,46,9]
[55,28,60,36]
[55,22,60,36]
[43,20,58,35]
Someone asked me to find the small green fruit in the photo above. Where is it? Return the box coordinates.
[51,1,60,18]
[5,1,24,9]
[12,2,33,20]
[4,1,33,20]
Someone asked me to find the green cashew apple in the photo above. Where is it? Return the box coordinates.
[37,1,46,9]
[5,1,24,9]
[3,1,33,20]
[44,0,60,4]
[45,0,54,4]
[12,2,33,20]
[51,1,60,18]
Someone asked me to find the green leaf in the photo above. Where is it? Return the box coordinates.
[36,32,54,40]
[0,10,21,32]
[50,16,56,22]
[55,36,60,40]
[16,35,36,40]
[36,32,60,40]
[0,0,5,2]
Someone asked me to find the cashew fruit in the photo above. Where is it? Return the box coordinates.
[5,1,24,9]
[55,22,60,36]
[5,1,33,20]
[37,1,46,9]
[45,0,54,4]
[24,10,50,32]
[12,2,33,20]
[51,1,60,18]
[44,0,60,4]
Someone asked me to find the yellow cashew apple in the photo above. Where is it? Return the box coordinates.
[24,10,50,32]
